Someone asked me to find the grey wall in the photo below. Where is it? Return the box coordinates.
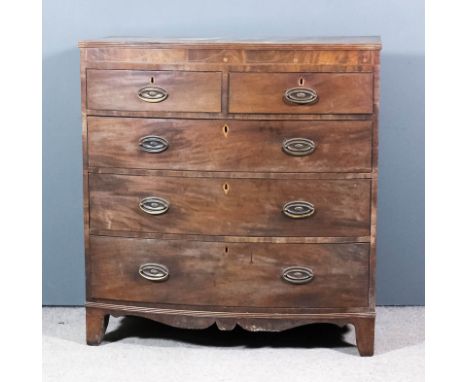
[43,0,424,305]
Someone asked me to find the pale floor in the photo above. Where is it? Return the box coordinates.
[43,306,424,382]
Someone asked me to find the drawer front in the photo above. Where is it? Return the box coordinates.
[88,117,372,172]
[90,174,371,237]
[89,236,370,308]
[87,70,222,112]
[229,72,373,114]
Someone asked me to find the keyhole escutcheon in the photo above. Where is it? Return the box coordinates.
[223,183,230,195]
[223,124,229,137]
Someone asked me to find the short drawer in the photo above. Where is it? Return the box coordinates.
[86,69,222,112]
[89,236,370,308]
[229,72,373,114]
[88,117,372,172]
[89,174,371,237]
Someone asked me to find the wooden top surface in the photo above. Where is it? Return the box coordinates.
[78,36,382,50]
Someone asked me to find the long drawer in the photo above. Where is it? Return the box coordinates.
[89,236,370,308]
[88,117,372,172]
[229,72,373,114]
[86,69,222,112]
[89,174,371,237]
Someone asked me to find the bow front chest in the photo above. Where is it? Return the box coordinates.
[79,37,381,356]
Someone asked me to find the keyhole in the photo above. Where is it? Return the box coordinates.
[150,76,155,84]
[225,246,229,253]
[223,183,230,194]
[298,77,305,86]
[223,124,229,137]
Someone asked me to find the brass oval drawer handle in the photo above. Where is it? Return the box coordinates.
[283,200,315,219]
[282,138,316,156]
[283,87,319,105]
[137,86,168,103]
[282,266,314,284]
[139,196,170,215]
[139,263,169,282]
[139,136,169,153]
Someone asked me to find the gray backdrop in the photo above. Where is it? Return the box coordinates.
[43,0,424,305]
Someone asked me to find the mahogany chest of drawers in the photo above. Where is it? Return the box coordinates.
[79,37,381,356]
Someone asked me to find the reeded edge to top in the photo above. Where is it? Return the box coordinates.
[78,36,382,50]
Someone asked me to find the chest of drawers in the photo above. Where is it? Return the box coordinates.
[80,37,381,356]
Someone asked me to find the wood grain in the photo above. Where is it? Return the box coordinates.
[89,235,369,308]
[229,72,373,114]
[80,37,381,354]
[86,300,376,316]
[87,69,222,112]
[244,50,373,65]
[83,62,374,74]
[86,307,109,345]
[79,36,382,50]
[88,117,372,173]
[86,109,373,120]
[89,174,371,237]
[354,316,375,356]
[88,167,375,180]
[88,231,371,244]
